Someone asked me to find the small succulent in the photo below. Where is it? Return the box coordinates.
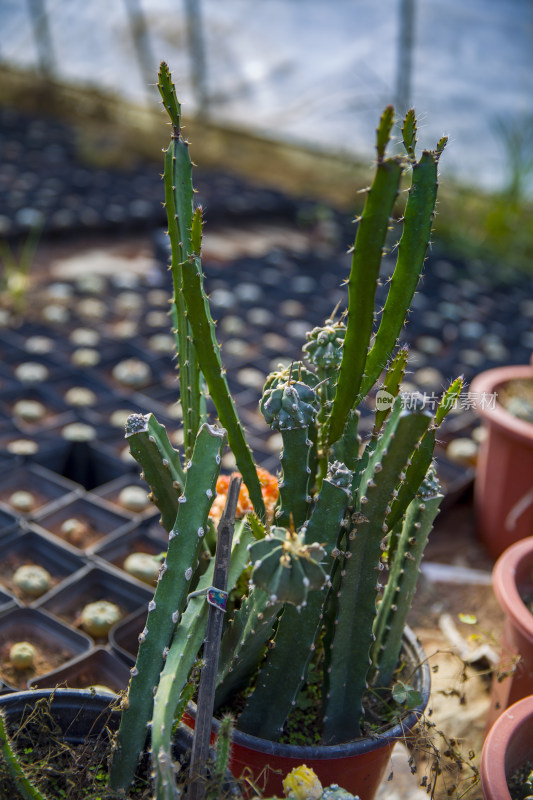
[123,552,161,585]
[5,439,39,456]
[9,642,36,671]
[14,362,49,383]
[112,358,152,389]
[118,485,150,512]
[62,422,96,442]
[12,399,46,423]
[64,386,98,407]
[60,517,89,546]
[71,347,100,367]
[80,600,122,637]
[256,765,359,800]
[8,490,35,513]
[13,564,52,598]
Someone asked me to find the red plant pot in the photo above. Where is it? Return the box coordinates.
[187,627,430,800]
[481,695,533,800]
[487,537,533,729]
[471,364,533,560]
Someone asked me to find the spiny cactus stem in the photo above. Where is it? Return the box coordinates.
[276,427,313,529]
[188,476,241,800]
[0,711,47,800]
[109,423,225,793]
[358,148,442,401]
[159,62,264,519]
[327,157,403,446]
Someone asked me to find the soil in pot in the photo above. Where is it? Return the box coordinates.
[0,609,91,690]
[35,495,134,551]
[0,529,84,603]
[498,379,533,424]
[38,566,152,644]
[508,759,533,800]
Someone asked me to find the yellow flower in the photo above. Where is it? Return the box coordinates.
[282,765,323,800]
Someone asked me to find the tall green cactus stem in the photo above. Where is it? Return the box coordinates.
[158,62,201,460]
[327,106,403,446]
[0,710,47,800]
[385,376,463,539]
[357,145,446,401]
[322,407,432,744]
[237,462,353,740]
[108,422,226,793]
[125,412,185,532]
[151,517,254,800]
[260,380,317,528]
[158,62,265,521]
[328,110,447,446]
[372,469,442,689]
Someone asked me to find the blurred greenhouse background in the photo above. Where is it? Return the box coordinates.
[1,0,532,196]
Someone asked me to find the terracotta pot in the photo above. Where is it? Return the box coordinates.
[487,537,533,729]
[188,627,430,800]
[471,363,533,560]
[481,695,533,800]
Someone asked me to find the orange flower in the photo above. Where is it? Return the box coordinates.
[209,467,278,525]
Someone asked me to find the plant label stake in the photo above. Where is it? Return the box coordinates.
[187,475,242,800]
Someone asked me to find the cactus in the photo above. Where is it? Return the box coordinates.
[123,552,161,585]
[0,710,47,800]
[257,765,360,800]
[9,642,36,671]
[80,601,122,637]
[144,66,459,754]
[0,65,462,800]
[13,565,52,598]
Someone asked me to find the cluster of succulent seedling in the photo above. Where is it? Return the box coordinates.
[0,63,460,800]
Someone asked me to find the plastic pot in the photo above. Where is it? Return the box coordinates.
[471,363,533,559]
[29,645,132,692]
[487,537,533,729]
[189,626,430,800]
[34,493,136,553]
[0,606,92,690]
[481,695,533,800]
[0,462,81,520]
[0,689,242,797]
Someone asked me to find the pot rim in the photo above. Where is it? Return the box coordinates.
[204,626,431,760]
[481,694,533,799]
[492,536,533,642]
[470,365,533,444]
